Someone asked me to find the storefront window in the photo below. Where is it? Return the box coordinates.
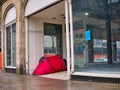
[72,0,120,70]
[72,0,108,69]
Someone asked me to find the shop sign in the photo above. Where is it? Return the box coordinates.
[85,30,91,41]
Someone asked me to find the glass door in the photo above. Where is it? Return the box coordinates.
[44,23,62,57]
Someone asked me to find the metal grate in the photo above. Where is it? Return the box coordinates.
[72,75,120,84]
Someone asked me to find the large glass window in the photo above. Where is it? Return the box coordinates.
[72,0,120,69]
[6,23,16,67]
[71,0,120,76]
[72,0,110,69]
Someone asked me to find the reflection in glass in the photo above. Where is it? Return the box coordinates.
[93,39,107,62]
[72,0,107,69]
[12,24,16,67]
[44,35,57,57]
[72,0,120,66]
[44,23,62,57]
[6,26,11,66]
[117,42,120,61]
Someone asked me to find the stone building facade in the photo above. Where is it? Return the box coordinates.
[2,0,27,74]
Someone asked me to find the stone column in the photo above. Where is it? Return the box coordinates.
[15,0,26,75]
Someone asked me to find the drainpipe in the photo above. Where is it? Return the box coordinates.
[65,0,71,79]
[68,0,74,73]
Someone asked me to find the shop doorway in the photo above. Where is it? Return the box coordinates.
[26,1,68,79]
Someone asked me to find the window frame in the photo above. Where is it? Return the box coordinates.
[5,20,16,69]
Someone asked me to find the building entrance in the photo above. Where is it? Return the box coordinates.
[26,1,68,80]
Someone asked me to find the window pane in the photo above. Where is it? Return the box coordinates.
[6,26,11,66]
[72,0,107,68]
[12,23,16,67]
[44,23,62,57]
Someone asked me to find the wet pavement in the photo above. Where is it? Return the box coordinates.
[0,72,120,90]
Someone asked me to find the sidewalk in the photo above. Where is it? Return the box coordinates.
[0,72,120,90]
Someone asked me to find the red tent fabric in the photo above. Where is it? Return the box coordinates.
[32,55,67,75]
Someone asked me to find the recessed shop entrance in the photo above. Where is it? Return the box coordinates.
[26,1,68,79]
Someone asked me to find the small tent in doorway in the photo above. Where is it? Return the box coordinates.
[32,55,67,75]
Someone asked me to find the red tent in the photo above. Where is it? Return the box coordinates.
[32,55,67,75]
